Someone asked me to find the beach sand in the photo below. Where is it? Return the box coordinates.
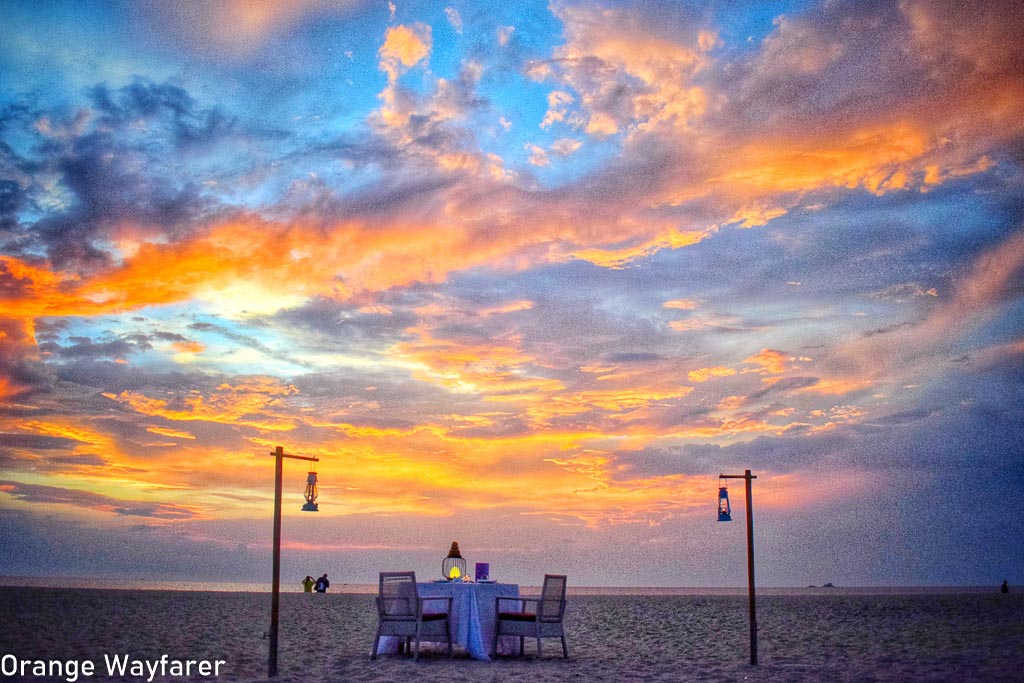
[1,587,1021,682]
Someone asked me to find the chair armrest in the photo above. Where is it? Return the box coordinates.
[496,596,539,610]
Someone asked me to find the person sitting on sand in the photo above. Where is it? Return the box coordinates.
[302,576,315,593]
[315,574,329,593]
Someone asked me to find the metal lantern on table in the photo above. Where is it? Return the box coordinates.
[442,541,467,580]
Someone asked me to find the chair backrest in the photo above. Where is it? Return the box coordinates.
[539,574,567,621]
[378,571,419,619]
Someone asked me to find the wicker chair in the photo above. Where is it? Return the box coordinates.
[493,574,569,658]
[371,571,452,660]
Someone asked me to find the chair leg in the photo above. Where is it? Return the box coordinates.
[493,625,499,658]
[446,617,453,658]
[519,635,524,656]
[561,634,569,658]
[371,631,380,660]
[414,623,422,661]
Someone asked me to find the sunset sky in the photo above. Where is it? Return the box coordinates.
[1,0,1022,588]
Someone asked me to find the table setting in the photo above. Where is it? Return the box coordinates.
[372,542,521,660]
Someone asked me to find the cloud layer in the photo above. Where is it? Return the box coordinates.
[1,0,1022,587]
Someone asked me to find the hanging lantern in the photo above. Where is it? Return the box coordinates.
[717,478,731,522]
[302,470,319,512]
[441,541,467,580]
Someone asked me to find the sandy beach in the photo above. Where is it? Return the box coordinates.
[1,586,1021,682]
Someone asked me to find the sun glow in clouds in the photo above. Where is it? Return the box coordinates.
[0,0,1021,587]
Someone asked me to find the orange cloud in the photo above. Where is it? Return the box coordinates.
[688,366,737,383]
[539,386,694,417]
[711,122,932,198]
[0,376,21,400]
[0,204,704,336]
[146,426,197,440]
[478,300,535,316]
[569,226,709,269]
[541,5,710,136]
[743,349,792,374]
[525,143,550,167]
[103,377,300,432]
[172,341,205,354]
[379,23,433,81]
[0,218,467,320]
[394,328,563,398]
[664,299,698,310]
[0,316,40,398]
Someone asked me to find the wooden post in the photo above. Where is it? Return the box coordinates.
[269,446,284,678]
[720,470,758,666]
[744,469,757,666]
[268,446,319,678]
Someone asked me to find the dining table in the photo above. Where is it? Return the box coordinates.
[373,580,521,660]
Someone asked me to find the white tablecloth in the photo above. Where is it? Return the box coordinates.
[374,581,520,660]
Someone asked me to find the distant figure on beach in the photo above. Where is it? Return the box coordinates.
[1001,580,1009,594]
[302,575,315,593]
[315,573,330,593]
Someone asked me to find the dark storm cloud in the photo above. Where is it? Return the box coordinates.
[0,177,25,235]
[482,264,673,360]
[271,296,415,350]
[742,376,820,404]
[0,433,84,450]
[0,510,251,579]
[635,189,1018,335]
[290,368,483,431]
[343,173,458,218]
[718,1,915,130]
[0,445,109,473]
[0,481,198,519]
[608,368,1023,482]
[0,449,89,475]
[32,318,70,342]
[2,78,286,269]
[39,336,147,360]
[605,352,665,363]
[859,406,937,427]
[88,79,241,152]
[717,0,1023,134]
[35,329,199,362]
[448,415,534,439]
[152,330,191,343]
[35,131,212,269]
[52,363,210,395]
[302,133,404,170]
[0,318,56,400]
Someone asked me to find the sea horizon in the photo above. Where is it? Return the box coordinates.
[0,575,1004,596]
